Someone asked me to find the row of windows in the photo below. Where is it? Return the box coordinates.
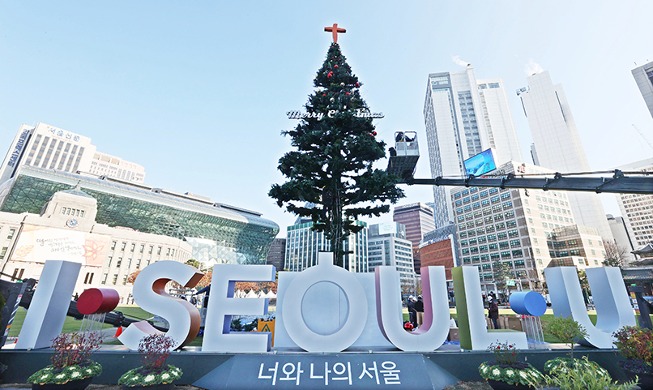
[534,195,568,207]
[453,187,504,200]
[107,256,151,269]
[460,230,520,245]
[460,248,524,259]
[455,201,513,215]
[61,207,85,217]
[458,219,518,233]
[110,241,175,257]
[461,250,525,264]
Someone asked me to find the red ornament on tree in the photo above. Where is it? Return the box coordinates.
[355,82,360,87]
[372,131,377,136]
[345,92,351,96]
[334,65,339,68]
[327,71,334,78]
[322,93,327,96]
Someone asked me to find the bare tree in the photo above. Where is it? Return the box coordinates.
[603,241,630,268]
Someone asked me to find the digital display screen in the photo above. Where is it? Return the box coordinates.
[463,148,497,177]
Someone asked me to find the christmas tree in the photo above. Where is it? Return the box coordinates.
[269,31,404,268]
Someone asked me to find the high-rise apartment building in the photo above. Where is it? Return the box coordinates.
[517,71,613,241]
[393,203,435,274]
[424,67,522,228]
[284,217,368,273]
[367,223,416,292]
[616,157,653,250]
[0,122,145,185]
[632,60,653,118]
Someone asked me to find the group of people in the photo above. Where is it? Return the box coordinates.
[403,291,500,331]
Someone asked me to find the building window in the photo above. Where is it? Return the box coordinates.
[11,268,25,281]
[84,272,95,284]
[112,274,119,285]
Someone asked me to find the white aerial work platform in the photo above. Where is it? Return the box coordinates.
[387,131,420,183]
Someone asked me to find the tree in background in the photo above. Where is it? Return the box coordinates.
[270,41,404,267]
[603,241,630,268]
[492,260,513,301]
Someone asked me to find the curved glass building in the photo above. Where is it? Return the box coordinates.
[0,166,279,265]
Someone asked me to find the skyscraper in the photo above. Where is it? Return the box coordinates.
[367,222,416,292]
[424,67,522,227]
[393,203,436,274]
[284,217,368,273]
[517,71,613,241]
[615,157,653,250]
[0,122,145,185]
[632,60,653,118]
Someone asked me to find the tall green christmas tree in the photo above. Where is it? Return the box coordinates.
[269,28,404,268]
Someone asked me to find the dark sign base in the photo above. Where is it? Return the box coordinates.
[194,353,458,389]
[0,346,627,388]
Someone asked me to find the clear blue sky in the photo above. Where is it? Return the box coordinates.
[1,1,652,236]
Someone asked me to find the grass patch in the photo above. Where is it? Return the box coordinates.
[8,306,153,337]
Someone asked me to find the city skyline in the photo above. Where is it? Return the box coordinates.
[1,2,652,236]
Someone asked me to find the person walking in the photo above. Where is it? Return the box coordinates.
[488,296,500,329]
[414,295,424,328]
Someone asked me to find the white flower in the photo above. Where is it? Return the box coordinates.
[492,369,500,376]
[55,374,66,379]
[161,373,170,380]
[144,375,155,383]
[40,374,49,380]
[71,372,80,378]
[506,370,514,377]
[519,371,527,379]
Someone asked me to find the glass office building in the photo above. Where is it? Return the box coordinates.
[0,166,279,265]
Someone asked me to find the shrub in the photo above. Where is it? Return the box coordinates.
[545,356,637,390]
[613,326,653,374]
[118,334,182,387]
[27,332,103,385]
[545,317,587,358]
[478,342,545,388]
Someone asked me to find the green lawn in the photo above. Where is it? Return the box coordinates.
[7,306,153,337]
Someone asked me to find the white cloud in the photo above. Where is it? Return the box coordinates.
[452,55,471,68]
[525,59,544,76]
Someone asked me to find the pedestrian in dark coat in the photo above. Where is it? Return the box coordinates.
[488,297,500,329]
[407,296,417,327]
[415,295,424,328]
